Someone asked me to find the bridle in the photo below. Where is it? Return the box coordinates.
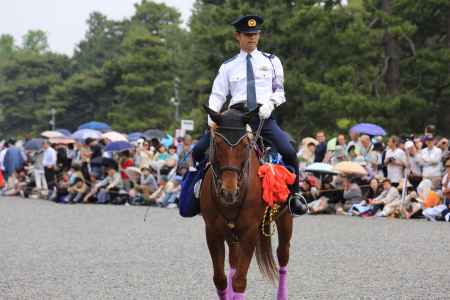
[209,126,251,184]
[207,119,264,242]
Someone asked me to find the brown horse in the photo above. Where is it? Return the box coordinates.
[200,106,293,300]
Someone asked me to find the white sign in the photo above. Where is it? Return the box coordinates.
[175,128,185,138]
[181,119,194,131]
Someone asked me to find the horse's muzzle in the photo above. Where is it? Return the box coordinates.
[219,187,240,206]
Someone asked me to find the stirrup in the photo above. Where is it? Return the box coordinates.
[288,191,309,217]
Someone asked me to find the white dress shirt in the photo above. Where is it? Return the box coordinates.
[419,146,442,177]
[43,147,57,168]
[208,49,285,123]
[0,148,7,171]
[385,147,406,183]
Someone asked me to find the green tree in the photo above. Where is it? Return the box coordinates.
[22,30,49,53]
[0,51,70,136]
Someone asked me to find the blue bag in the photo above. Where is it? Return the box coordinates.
[179,161,207,217]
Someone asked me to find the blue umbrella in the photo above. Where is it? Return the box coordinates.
[305,163,339,175]
[72,129,102,141]
[78,121,111,132]
[128,132,150,142]
[104,141,134,152]
[24,138,45,151]
[350,123,386,136]
[144,129,165,140]
[56,128,71,137]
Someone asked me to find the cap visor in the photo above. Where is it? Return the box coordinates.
[238,29,261,33]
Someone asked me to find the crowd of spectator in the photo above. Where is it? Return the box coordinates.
[0,133,194,208]
[1,123,449,222]
[297,125,450,222]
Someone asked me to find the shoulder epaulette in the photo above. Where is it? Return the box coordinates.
[223,54,238,64]
[262,52,275,59]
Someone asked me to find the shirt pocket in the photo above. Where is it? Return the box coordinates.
[230,73,246,82]
[255,69,272,83]
[229,72,246,91]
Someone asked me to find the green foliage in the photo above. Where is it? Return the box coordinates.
[0,0,449,139]
[22,30,49,53]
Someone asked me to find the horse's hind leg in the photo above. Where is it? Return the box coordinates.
[226,241,239,299]
[206,227,227,300]
[275,212,293,300]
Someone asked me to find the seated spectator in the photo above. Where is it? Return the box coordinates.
[53,172,70,203]
[119,151,133,189]
[94,166,124,204]
[154,145,169,161]
[423,159,450,221]
[147,176,169,205]
[307,175,336,214]
[353,178,383,217]
[67,177,88,203]
[337,176,362,215]
[136,141,154,169]
[367,178,400,216]
[442,159,450,222]
[158,175,183,208]
[83,174,99,203]
[3,168,30,197]
[403,179,440,219]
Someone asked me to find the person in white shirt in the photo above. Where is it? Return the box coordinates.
[384,136,406,186]
[419,135,442,189]
[404,140,422,189]
[191,15,306,216]
[0,142,9,174]
[42,140,57,193]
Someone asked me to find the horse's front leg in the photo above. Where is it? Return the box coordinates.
[206,226,227,300]
[275,212,293,300]
[232,228,258,300]
[226,241,239,299]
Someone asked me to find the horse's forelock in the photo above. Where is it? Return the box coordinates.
[215,109,248,146]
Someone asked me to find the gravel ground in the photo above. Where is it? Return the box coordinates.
[0,196,449,300]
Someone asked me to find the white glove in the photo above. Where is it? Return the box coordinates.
[258,102,275,119]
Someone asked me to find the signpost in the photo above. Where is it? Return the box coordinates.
[181,120,194,132]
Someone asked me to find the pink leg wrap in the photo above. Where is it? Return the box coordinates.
[226,268,236,299]
[217,288,227,300]
[277,266,288,300]
[232,292,245,300]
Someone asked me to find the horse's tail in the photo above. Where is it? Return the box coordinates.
[255,224,278,283]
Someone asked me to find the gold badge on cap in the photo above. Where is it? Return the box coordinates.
[248,19,256,27]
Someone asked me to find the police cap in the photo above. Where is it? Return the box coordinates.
[231,15,264,33]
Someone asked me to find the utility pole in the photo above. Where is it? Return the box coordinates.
[49,108,56,130]
[171,77,181,123]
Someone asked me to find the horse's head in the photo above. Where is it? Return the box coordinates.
[204,105,258,206]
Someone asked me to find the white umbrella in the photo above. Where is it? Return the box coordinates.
[41,130,64,139]
[102,131,128,142]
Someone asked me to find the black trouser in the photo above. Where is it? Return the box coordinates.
[44,167,56,191]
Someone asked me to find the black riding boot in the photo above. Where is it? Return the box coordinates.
[288,176,308,217]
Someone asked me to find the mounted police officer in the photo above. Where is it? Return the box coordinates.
[192,15,307,216]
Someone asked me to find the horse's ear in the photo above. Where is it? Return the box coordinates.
[203,104,222,125]
[244,105,261,124]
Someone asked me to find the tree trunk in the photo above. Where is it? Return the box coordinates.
[382,0,401,95]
